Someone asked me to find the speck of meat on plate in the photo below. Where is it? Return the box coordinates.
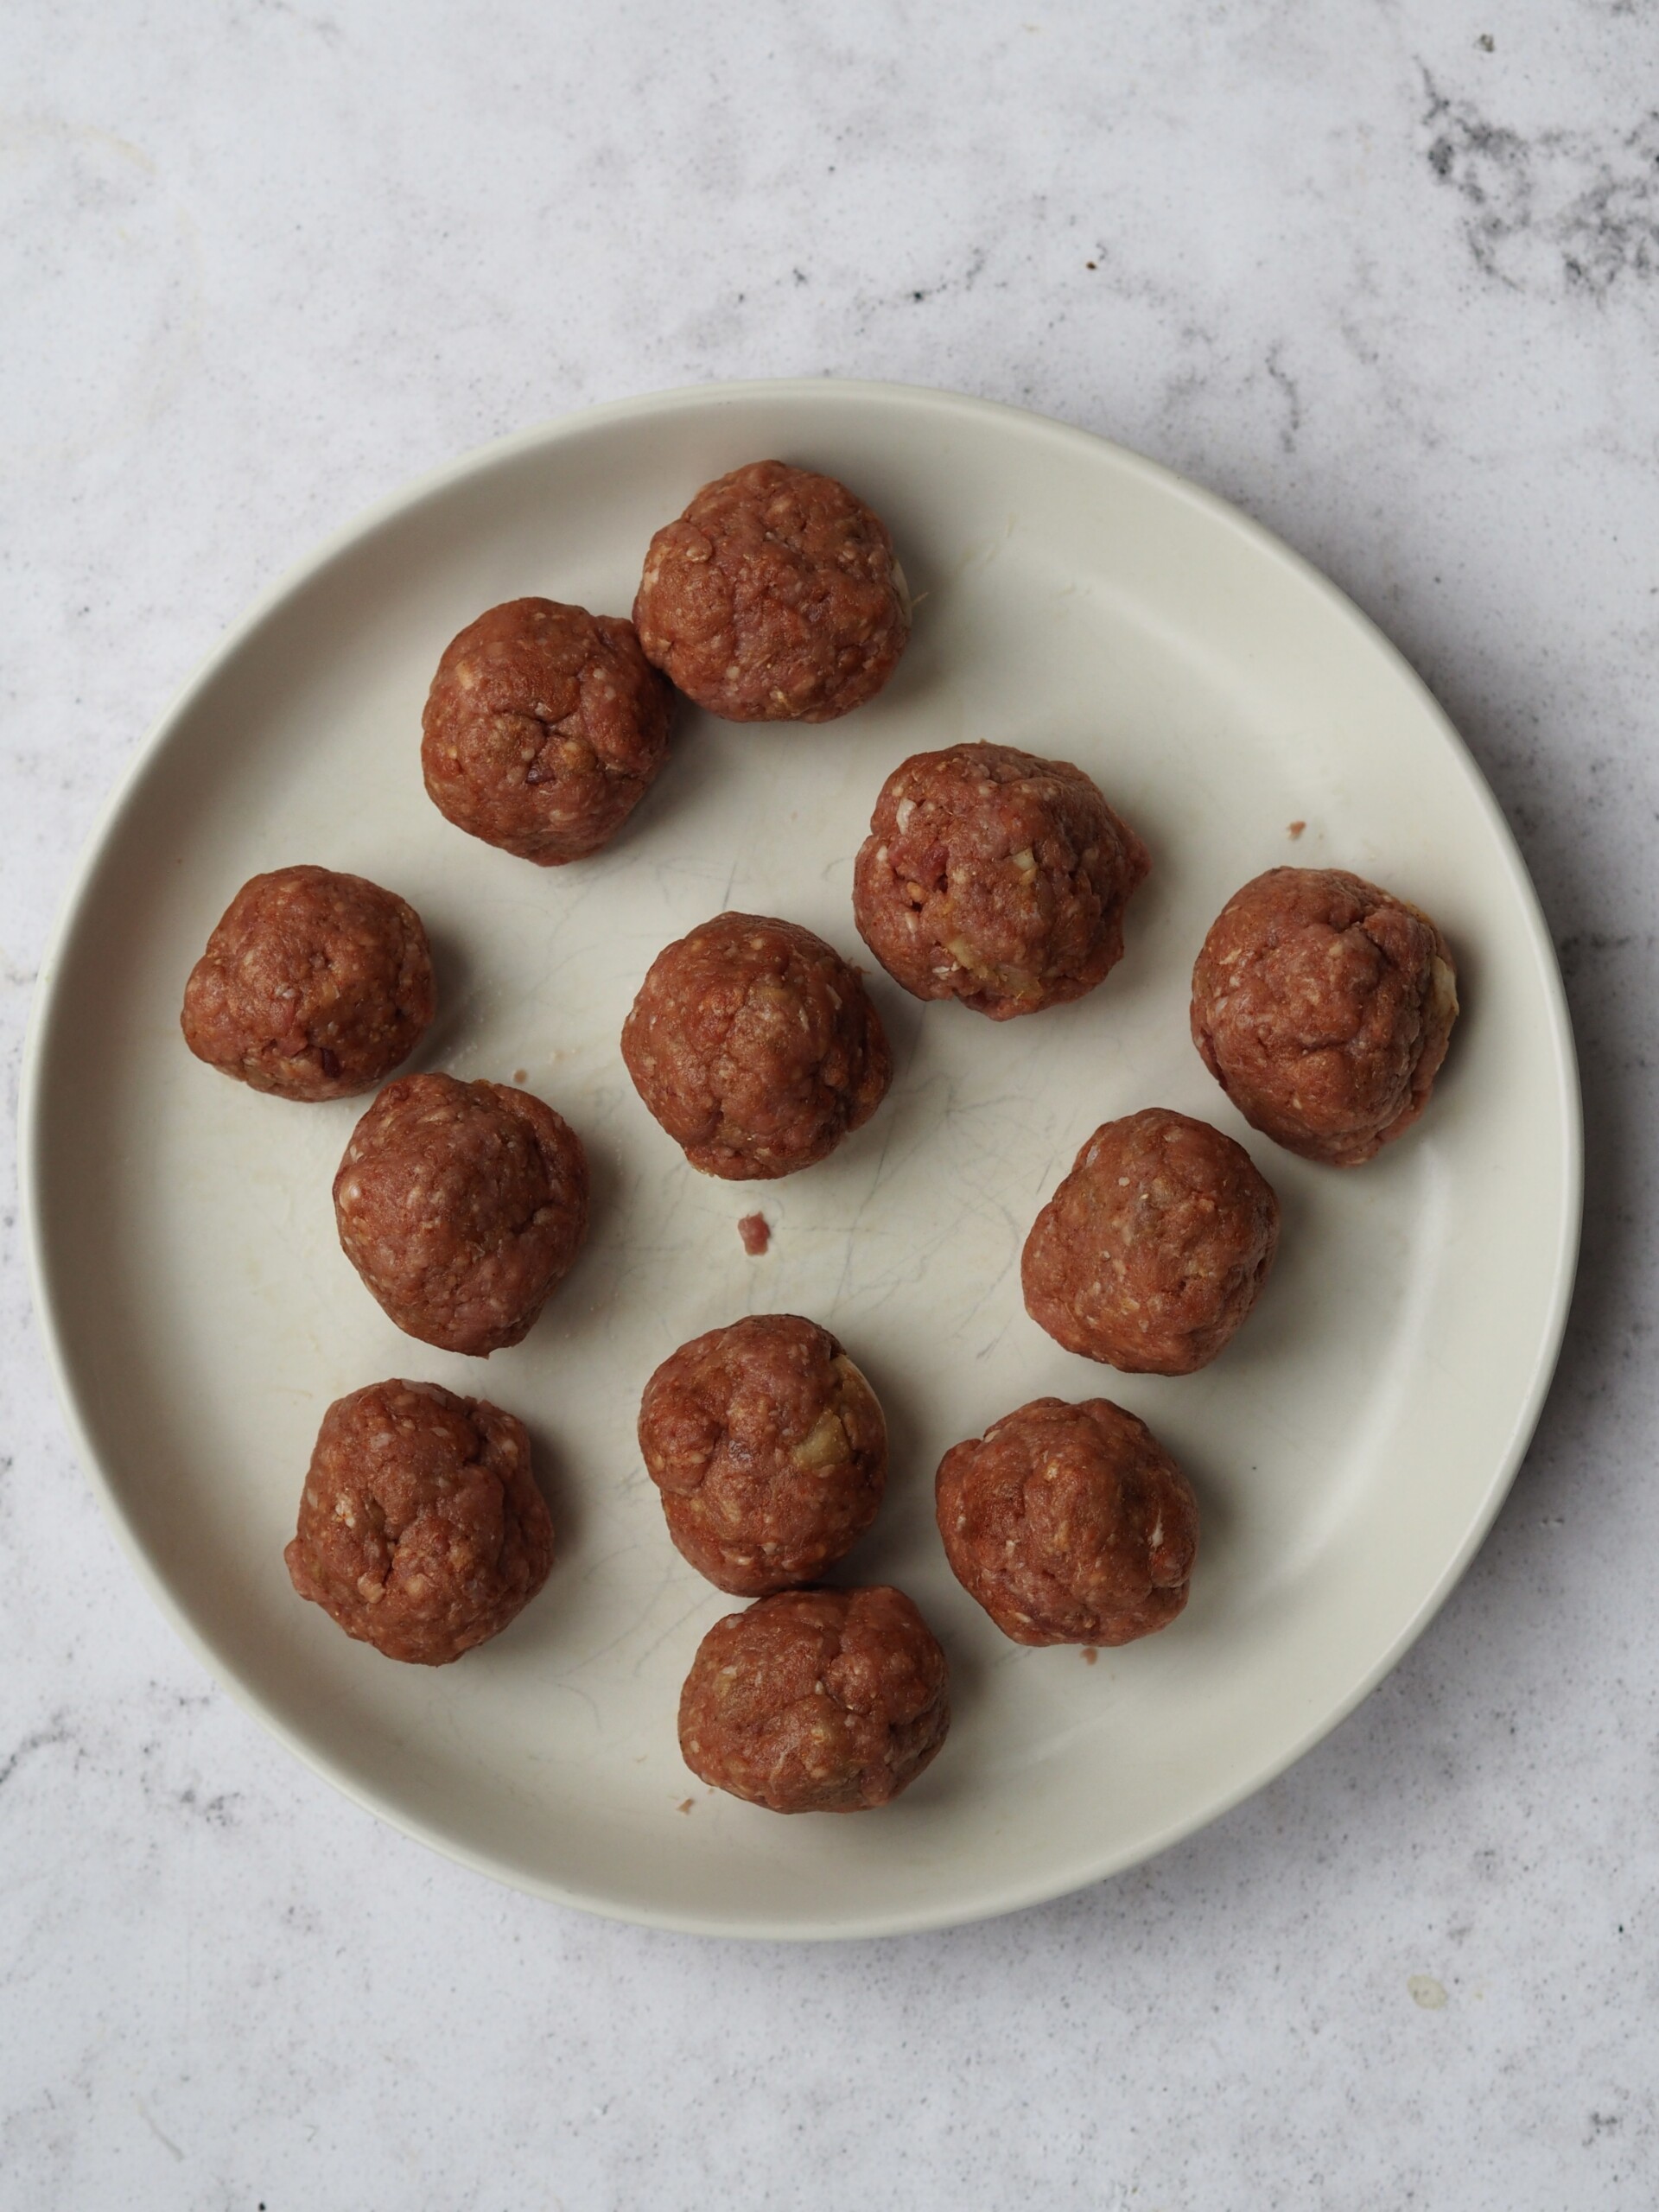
[738,1211,771,1255]
[1287,821,1306,840]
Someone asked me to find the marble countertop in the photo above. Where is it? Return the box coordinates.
[3,2,1656,2204]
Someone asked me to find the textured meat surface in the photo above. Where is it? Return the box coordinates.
[422,597,674,864]
[284,1379,552,1665]
[852,741,1149,1019]
[1022,1108,1280,1375]
[334,1072,588,1355]
[620,912,891,1179]
[936,1396,1198,1646]
[1190,866,1459,1166]
[181,864,435,1100]
[639,1314,887,1594]
[678,1585,950,1813]
[632,460,909,722]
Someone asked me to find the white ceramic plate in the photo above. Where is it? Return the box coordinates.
[22,381,1580,1938]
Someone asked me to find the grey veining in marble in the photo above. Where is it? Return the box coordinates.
[3,2,1657,2205]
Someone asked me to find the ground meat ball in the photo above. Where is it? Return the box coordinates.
[639,1315,887,1595]
[633,461,909,722]
[1022,1109,1280,1376]
[620,912,892,1179]
[852,742,1149,1019]
[678,1586,950,1813]
[1191,867,1459,1167]
[936,1396,1198,1647]
[334,1072,588,1355]
[422,597,675,864]
[285,1379,551,1664]
[181,865,435,1100]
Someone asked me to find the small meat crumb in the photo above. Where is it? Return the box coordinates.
[512,1068,530,1084]
[1287,821,1306,840]
[738,1212,771,1255]
[677,1798,695,1814]
[1082,1646,1099,1665]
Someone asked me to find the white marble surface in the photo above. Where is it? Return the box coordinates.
[2,1,1656,2203]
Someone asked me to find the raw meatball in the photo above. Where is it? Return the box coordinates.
[1191,867,1459,1167]
[639,1314,887,1595]
[678,1586,950,1813]
[1022,1108,1279,1375]
[852,742,1149,1019]
[422,597,675,864]
[936,1396,1198,1647]
[334,1072,588,1356]
[620,912,892,1179]
[633,460,909,722]
[181,864,435,1100]
[284,1378,552,1665]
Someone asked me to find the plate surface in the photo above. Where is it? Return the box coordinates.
[22,380,1580,1938]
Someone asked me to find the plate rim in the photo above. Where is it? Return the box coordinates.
[18,376,1584,1939]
